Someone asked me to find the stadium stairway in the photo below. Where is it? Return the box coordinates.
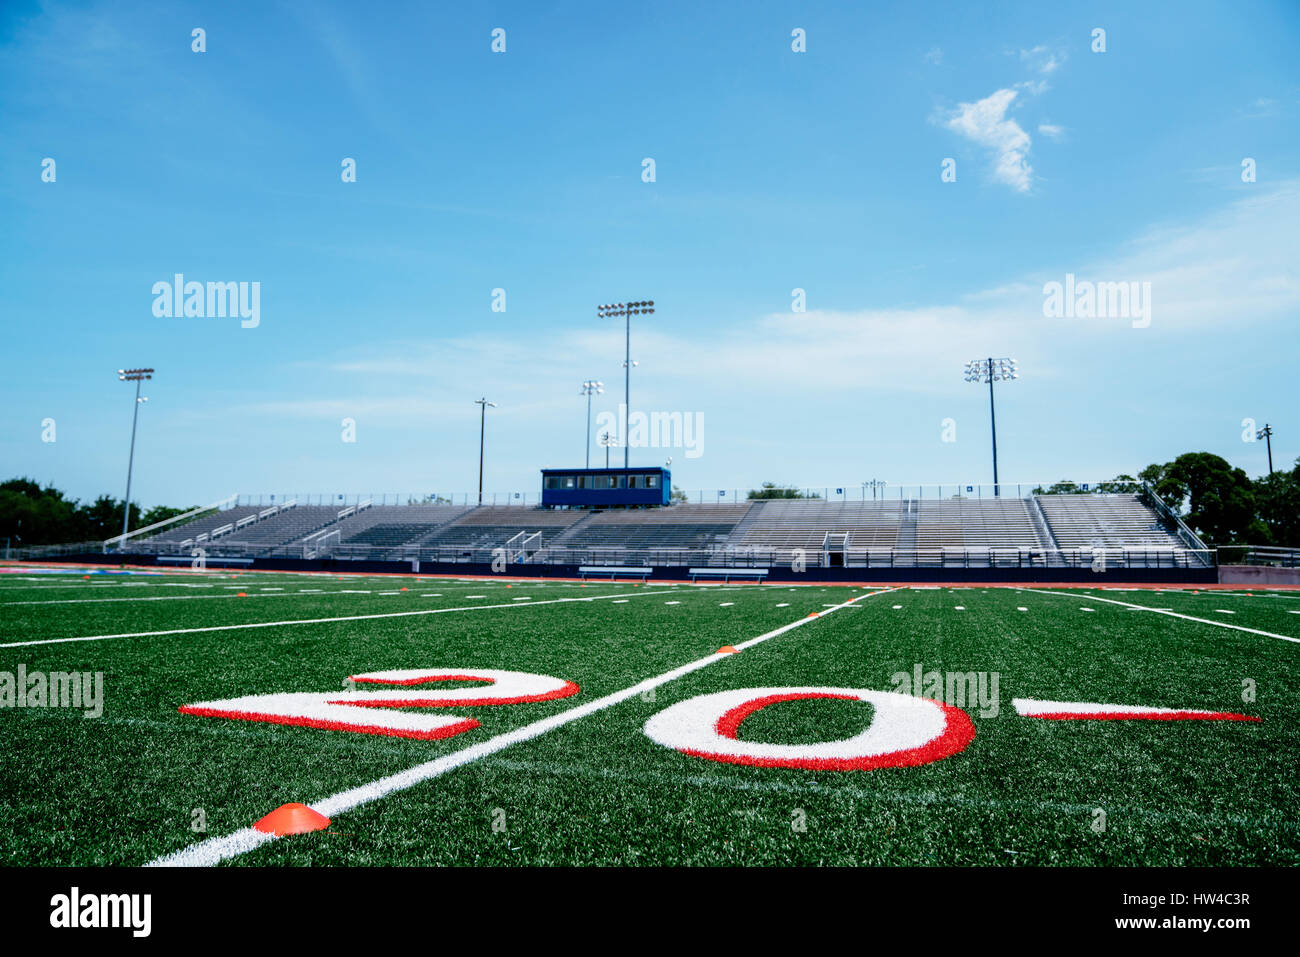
[544,511,601,546]
[895,500,917,549]
[724,501,767,540]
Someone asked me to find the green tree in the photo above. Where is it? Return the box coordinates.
[1141,452,1265,545]
[142,504,199,528]
[1031,480,1083,495]
[1097,474,1141,493]
[747,482,821,500]
[1253,458,1300,547]
[0,478,84,545]
[78,495,141,540]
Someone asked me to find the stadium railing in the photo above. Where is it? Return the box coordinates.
[106,538,1215,571]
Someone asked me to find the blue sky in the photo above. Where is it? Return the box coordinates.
[1,0,1297,507]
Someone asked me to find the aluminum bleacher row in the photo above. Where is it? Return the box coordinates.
[133,492,1203,568]
[917,499,1044,549]
[1035,494,1182,549]
[736,501,903,551]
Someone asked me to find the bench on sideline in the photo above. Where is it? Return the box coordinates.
[156,555,254,566]
[578,565,653,581]
[688,567,768,583]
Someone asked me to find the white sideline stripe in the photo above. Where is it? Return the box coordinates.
[147,586,899,867]
[0,591,350,607]
[1017,589,1300,644]
[0,588,688,649]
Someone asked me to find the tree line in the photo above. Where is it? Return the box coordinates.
[0,478,197,547]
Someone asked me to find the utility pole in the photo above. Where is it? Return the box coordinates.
[1257,423,1275,475]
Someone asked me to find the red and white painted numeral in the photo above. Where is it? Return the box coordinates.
[179,668,579,740]
[643,687,976,770]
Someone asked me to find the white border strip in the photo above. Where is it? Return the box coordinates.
[147,587,898,866]
[1016,589,1300,644]
[0,588,689,649]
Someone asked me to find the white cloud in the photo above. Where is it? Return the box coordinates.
[944,88,1033,192]
[923,46,943,65]
[1037,123,1064,139]
[1015,78,1049,96]
[1019,45,1064,75]
[304,184,1299,418]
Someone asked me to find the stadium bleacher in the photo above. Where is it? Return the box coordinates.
[145,506,261,543]
[736,500,904,551]
[125,490,1202,569]
[334,505,473,547]
[1036,493,1183,549]
[559,504,752,550]
[916,498,1046,549]
[220,505,340,546]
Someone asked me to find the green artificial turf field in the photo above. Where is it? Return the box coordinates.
[0,568,1297,866]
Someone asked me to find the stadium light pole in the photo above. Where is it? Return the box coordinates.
[117,368,154,540]
[600,430,615,469]
[597,299,654,468]
[963,357,1018,497]
[1256,423,1275,475]
[580,380,604,468]
[474,397,497,506]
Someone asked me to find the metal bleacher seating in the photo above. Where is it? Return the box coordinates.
[736,500,904,552]
[915,498,1045,549]
[126,490,1201,569]
[1036,494,1183,549]
[560,504,752,550]
[221,506,340,546]
[334,505,473,548]
[420,507,589,551]
[145,507,261,543]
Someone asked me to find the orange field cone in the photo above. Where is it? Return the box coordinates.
[236,592,247,597]
[253,803,331,835]
[400,587,408,591]
[506,584,512,588]
[806,612,819,618]
[716,645,738,654]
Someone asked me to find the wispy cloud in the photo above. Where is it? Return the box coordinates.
[923,46,943,65]
[1019,44,1065,76]
[1241,97,1280,119]
[1037,123,1065,140]
[309,183,1300,408]
[944,88,1034,192]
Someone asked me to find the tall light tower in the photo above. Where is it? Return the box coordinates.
[1256,423,1275,475]
[117,367,154,540]
[599,430,616,469]
[597,299,654,468]
[580,380,604,468]
[963,357,1017,497]
[474,397,497,506]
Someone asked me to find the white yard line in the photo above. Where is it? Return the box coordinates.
[0,588,691,649]
[1,591,351,607]
[147,586,899,867]
[1017,588,1300,644]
